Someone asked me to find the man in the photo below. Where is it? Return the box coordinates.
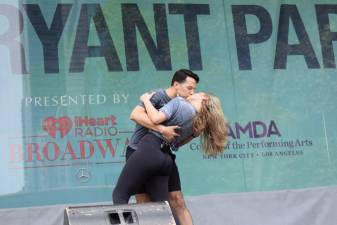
[126,69,199,225]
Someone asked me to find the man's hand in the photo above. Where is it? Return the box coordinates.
[160,125,180,142]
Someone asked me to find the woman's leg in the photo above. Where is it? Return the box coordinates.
[112,150,150,204]
[112,133,172,204]
[145,176,169,202]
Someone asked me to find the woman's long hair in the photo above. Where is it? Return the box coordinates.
[193,94,228,155]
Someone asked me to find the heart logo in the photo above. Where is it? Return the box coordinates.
[43,116,73,138]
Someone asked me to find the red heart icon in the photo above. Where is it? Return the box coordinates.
[43,116,73,138]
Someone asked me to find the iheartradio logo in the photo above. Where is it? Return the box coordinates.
[43,116,73,138]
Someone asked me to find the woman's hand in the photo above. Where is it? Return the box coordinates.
[139,91,167,124]
[140,92,155,102]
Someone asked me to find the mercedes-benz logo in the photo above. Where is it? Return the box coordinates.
[76,168,91,183]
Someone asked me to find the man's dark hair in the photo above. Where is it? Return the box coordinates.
[171,69,200,86]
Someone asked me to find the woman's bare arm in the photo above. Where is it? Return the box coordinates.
[140,92,167,124]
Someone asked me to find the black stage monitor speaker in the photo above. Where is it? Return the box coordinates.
[64,201,176,225]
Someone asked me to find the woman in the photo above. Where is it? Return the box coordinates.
[113,92,228,204]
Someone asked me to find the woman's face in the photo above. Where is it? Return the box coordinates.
[187,92,208,103]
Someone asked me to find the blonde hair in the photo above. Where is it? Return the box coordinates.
[193,94,228,155]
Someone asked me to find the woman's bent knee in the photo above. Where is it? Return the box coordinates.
[112,187,128,205]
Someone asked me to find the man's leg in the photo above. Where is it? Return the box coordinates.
[168,191,193,225]
[135,193,151,203]
[168,160,194,225]
[135,191,190,225]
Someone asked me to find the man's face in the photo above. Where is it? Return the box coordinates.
[174,77,197,98]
